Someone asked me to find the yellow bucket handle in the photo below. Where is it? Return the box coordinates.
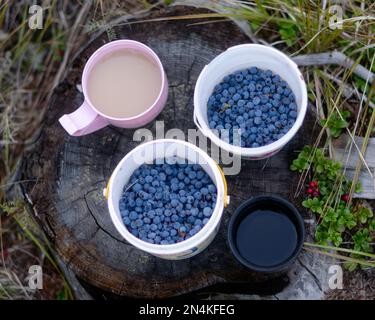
[104,176,111,200]
[104,164,229,207]
[215,163,229,207]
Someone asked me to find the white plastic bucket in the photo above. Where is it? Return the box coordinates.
[194,44,308,160]
[103,139,230,260]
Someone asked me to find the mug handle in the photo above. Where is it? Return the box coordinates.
[59,100,108,136]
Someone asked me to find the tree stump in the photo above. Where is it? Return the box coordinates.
[20,6,319,298]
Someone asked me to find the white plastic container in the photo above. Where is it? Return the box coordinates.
[103,139,230,260]
[194,44,308,160]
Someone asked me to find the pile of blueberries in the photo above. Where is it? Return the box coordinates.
[207,67,298,148]
[119,161,217,245]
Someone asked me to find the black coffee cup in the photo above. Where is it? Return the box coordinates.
[228,195,305,273]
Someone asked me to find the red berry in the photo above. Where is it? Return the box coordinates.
[341,194,349,203]
[307,188,314,194]
[309,181,318,188]
[313,191,320,197]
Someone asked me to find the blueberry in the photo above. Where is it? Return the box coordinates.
[256,136,264,144]
[208,184,216,193]
[255,110,262,117]
[200,187,209,196]
[190,208,199,216]
[237,99,246,107]
[214,84,222,93]
[153,216,161,224]
[253,97,260,105]
[148,232,156,239]
[188,171,197,179]
[194,191,202,200]
[188,229,197,237]
[203,207,212,217]
[129,211,138,220]
[289,110,298,118]
[135,198,143,207]
[282,97,290,105]
[261,105,269,113]
[123,217,131,225]
[194,219,202,226]
[279,105,286,114]
[236,116,244,124]
[233,93,241,101]
[268,124,276,133]
[249,66,258,74]
[254,117,262,125]
[235,73,243,82]
[145,175,153,183]
[289,102,297,110]
[228,86,236,94]
[209,121,216,128]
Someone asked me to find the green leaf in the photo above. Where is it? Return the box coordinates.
[316,164,324,173]
[355,182,362,193]
[323,110,350,138]
[352,229,373,253]
[278,22,298,47]
[357,206,373,224]
[369,219,375,231]
[344,261,358,272]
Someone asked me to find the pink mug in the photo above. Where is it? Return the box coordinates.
[59,40,168,136]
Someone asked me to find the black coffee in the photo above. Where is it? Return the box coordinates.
[236,209,297,267]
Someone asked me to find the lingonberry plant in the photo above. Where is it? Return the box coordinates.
[291,145,375,270]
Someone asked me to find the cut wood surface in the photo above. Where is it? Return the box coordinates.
[333,134,375,199]
[19,6,320,298]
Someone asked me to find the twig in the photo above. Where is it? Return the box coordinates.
[293,51,374,83]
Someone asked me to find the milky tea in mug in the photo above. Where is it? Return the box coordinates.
[87,49,162,118]
[58,40,168,136]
